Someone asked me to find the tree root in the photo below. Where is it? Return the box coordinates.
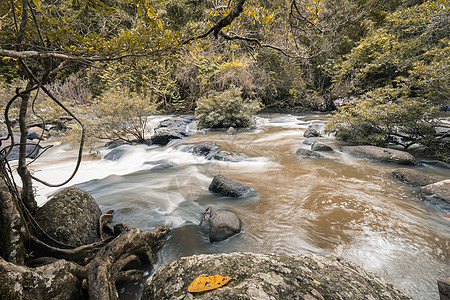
[86,225,170,300]
[0,225,170,299]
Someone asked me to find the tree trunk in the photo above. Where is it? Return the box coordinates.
[17,80,37,213]
[0,176,27,265]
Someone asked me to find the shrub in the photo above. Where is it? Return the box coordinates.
[88,87,158,143]
[325,84,440,149]
[195,86,262,129]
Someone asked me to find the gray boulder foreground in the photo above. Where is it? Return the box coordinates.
[209,209,242,243]
[34,187,102,247]
[209,174,252,198]
[340,145,417,165]
[143,252,411,300]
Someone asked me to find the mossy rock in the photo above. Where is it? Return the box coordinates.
[143,252,411,299]
[35,187,101,247]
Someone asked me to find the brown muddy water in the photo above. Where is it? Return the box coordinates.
[26,114,449,299]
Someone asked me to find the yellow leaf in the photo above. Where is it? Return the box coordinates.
[187,275,231,293]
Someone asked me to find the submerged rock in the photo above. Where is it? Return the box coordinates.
[35,187,101,247]
[104,148,128,161]
[296,148,323,158]
[420,179,450,209]
[303,138,318,145]
[143,160,178,169]
[391,168,435,186]
[143,252,411,300]
[340,145,417,165]
[311,142,333,152]
[209,174,252,198]
[210,209,242,243]
[190,141,220,157]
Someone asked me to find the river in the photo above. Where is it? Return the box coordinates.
[23,114,449,299]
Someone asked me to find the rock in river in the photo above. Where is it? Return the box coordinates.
[210,209,242,243]
[209,174,252,198]
[151,115,195,146]
[303,126,321,138]
[35,187,101,247]
[420,179,450,209]
[340,145,417,165]
[143,252,411,300]
[391,168,435,186]
[311,142,333,152]
[296,148,323,158]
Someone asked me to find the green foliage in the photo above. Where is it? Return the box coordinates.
[88,87,158,142]
[195,86,262,129]
[326,83,442,150]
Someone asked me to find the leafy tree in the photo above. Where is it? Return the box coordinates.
[195,86,262,128]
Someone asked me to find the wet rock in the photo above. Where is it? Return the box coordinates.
[143,160,178,169]
[311,142,333,152]
[438,277,450,300]
[420,179,450,209]
[104,148,128,161]
[27,126,47,140]
[35,187,101,247]
[209,174,252,198]
[0,137,42,161]
[303,138,317,145]
[227,126,237,135]
[151,128,186,145]
[105,139,127,149]
[304,126,320,138]
[391,168,436,186]
[208,151,248,162]
[296,148,323,158]
[151,115,195,145]
[209,209,242,242]
[190,141,220,157]
[143,252,411,300]
[341,145,417,165]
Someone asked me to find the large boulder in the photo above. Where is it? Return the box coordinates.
[34,187,102,247]
[209,174,252,198]
[143,252,410,300]
[151,115,195,146]
[209,209,242,243]
[296,148,323,158]
[151,128,186,146]
[420,179,450,209]
[340,145,417,165]
[391,168,436,186]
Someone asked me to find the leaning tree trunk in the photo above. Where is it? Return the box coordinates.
[17,80,38,213]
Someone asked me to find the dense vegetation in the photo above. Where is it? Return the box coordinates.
[0,0,448,149]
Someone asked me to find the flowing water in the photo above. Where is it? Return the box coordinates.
[23,114,449,299]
